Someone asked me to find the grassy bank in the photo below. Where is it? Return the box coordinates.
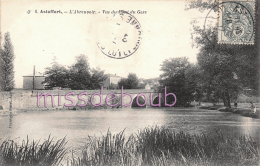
[1,126,259,166]
[198,103,260,119]
[217,107,260,119]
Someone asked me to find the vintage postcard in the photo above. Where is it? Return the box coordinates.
[0,0,259,165]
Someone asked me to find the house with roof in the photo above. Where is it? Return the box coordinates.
[23,72,45,90]
[145,83,151,90]
[103,74,124,90]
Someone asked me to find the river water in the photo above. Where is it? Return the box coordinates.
[0,108,260,150]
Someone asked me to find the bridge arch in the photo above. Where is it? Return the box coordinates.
[152,96,165,107]
[150,93,165,107]
[132,94,146,108]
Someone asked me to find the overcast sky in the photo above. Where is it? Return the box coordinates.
[1,1,205,88]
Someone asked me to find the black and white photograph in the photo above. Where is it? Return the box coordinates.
[0,0,259,165]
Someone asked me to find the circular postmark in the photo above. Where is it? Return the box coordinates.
[96,10,142,59]
[204,1,255,44]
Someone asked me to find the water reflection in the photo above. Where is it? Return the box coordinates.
[0,108,260,149]
[240,117,260,145]
[9,112,13,128]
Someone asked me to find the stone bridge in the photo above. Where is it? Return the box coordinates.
[0,88,176,111]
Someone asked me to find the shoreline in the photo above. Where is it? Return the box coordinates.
[1,104,259,120]
[199,105,260,119]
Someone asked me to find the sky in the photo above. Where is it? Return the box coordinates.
[1,0,205,88]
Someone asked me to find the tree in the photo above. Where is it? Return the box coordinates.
[118,78,128,89]
[0,32,15,91]
[127,73,139,88]
[43,57,70,89]
[118,73,139,89]
[89,67,108,89]
[185,64,204,103]
[109,83,118,89]
[69,54,91,90]
[44,54,108,90]
[186,0,259,107]
[159,57,196,106]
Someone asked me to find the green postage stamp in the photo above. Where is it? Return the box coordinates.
[218,0,255,44]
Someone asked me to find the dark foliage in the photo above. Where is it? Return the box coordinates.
[186,0,259,107]
[118,73,139,89]
[43,58,70,89]
[0,32,15,91]
[69,54,91,90]
[159,57,197,106]
[43,55,107,90]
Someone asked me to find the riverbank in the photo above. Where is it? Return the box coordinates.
[198,103,260,119]
[218,107,260,119]
[0,126,259,166]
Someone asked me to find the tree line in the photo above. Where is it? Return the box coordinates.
[43,55,107,90]
[44,54,149,90]
[158,0,259,107]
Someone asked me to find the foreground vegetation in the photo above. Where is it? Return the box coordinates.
[0,126,259,166]
[0,136,67,166]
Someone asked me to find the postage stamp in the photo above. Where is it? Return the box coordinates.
[96,10,142,59]
[218,0,255,44]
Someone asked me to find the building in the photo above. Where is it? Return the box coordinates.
[23,72,45,90]
[103,74,124,89]
[140,77,160,90]
[145,83,151,90]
